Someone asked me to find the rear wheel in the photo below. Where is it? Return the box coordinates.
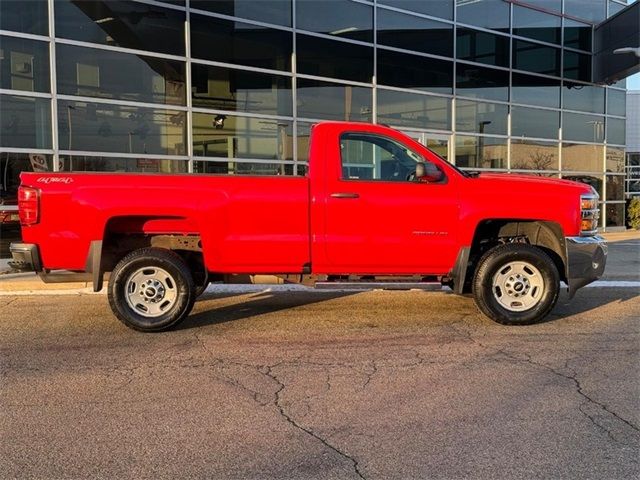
[472,243,559,325]
[108,248,195,332]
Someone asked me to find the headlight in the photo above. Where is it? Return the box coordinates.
[580,193,599,235]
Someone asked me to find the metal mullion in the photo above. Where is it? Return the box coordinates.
[58,150,189,160]
[377,44,455,65]
[296,29,374,49]
[376,2,454,26]
[188,6,293,33]
[56,94,188,112]
[0,89,52,99]
[372,0,377,124]
[47,0,59,171]
[296,73,373,89]
[191,107,293,122]
[195,157,296,165]
[190,58,293,77]
[54,38,186,62]
[376,85,453,100]
[0,147,55,155]
[131,0,186,12]
[186,0,193,173]
[0,30,50,42]
[292,0,298,171]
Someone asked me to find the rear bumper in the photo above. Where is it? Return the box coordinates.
[566,235,607,297]
[9,243,42,272]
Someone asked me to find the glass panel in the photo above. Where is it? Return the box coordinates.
[0,36,50,93]
[191,14,292,71]
[516,0,562,13]
[511,139,559,170]
[512,73,560,108]
[192,0,291,27]
[562,143,604,172]
[339,132,429,182]
[425,137,449,162]
[296,121,313,163]
[56,44,185,105]
[607,89,626,117]
[608,1,626,17]
[562,112,604,142]
[565,0,607,24]
[60,156,188,173]
[378,0,453,20]
[512,106,559,139]
[456,28,509,68]
[456,100,508,135]
[192,114,293,162]
[606,202,625,227]
[296,78,372,121]
[54,0,186,56]
[378,9,453,58]
[563,51,591,82]
[194,160,298,176]
[456,0,509,32]
[456,63,508,102]
[296,34,373,83]
[0,95,51,149]
[0,0,48,36]
[513,40,561,76]
[0,153,53,205]
[606,177,625,201]
[377,89,451,131]
[563,83,604,113]
[562,173,604,198]
[57,100,186,155]
[607,117,625,145]
[513,6,561,44]
[564,19,592,51]
[455,135,507,169]
[297,0,372,42]
[191,64,292,116]
[606,147,625,173]
[377,49,452,94]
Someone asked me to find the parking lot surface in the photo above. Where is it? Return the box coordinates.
[1,237,639,479]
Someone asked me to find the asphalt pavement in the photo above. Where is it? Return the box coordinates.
[0,234,638,479]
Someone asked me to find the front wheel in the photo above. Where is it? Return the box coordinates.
[108,248,195,332]
[472,243,560,325]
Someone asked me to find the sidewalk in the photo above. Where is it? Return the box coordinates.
[1,230,638,294]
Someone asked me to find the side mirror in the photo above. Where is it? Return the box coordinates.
[415,162,445,183]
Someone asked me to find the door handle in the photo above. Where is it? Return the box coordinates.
[330,192,360,199]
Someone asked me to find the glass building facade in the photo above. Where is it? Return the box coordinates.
[0,0,630,229]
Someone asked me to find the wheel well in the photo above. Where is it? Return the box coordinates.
[462,220,567,293]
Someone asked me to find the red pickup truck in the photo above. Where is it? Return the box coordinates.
[10,122,606,332]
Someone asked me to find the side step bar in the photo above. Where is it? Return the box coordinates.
[315,282,443,291]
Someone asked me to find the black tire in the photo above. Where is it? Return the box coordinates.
[194,279,210,298]
[108,248,195,332]
[472,243,560,325]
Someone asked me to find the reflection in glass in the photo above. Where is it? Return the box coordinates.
[296,34,373,83]
[55,0,186,55]
[56,44,186,105]
[606,147,625,173]
[456,100,507,135]
[378,9,453,58]
[562,112,604,142]
[511,139,559,171]
[456,29,509,68]
[606,176,624,201]
[191,64,292,116]
[377,49,452,94]
[192,114,292,162]
[456,0,509,32]
[456,63,508,102]
[0,153,50,210]
[57,100,186,155]
[564,19,592,51]
[562,173,603,198]
[60,156,188,173]
[0,95,51,149]
[607,117,625,145]
[608,1,626,17]
[562,143,604,172]
[0,36,50,93]
[607,89,626,117]
[565,0,606,23]
[297,0,372,42]
[564,51,591,82]
[563,83,604,114]
[0,0,48,35]
[377,89,450,131]
[513,40,561,77]
[193,0,291,27]
[606,202,625,227]
[194,160,298,176]
[512,106,559,139]
[296,122,314,163]
[512,73,560,108]
[456,135,507,169]
[191,14,292,71]
[513,6,561,44]
[378,0,453,20]
[296,79,372,121]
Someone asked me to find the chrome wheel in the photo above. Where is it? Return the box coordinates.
[125,266,178,317]
[491,261,544,312]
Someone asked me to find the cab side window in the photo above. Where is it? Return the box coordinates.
[340,133,426,181]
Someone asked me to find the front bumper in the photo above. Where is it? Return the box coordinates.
[566,235,607,297]
[9,243,42,272]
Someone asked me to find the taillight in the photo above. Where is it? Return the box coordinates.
[18,186,40,225]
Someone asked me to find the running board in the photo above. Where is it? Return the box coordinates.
[315,282,442,291]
